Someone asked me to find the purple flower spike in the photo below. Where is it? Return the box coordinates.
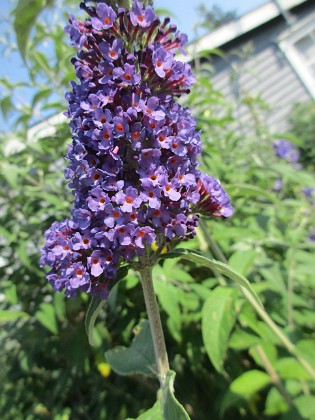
[41,0,233,300]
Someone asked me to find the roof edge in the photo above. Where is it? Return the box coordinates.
[186,0,307,57]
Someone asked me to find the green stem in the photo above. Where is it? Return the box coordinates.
[255,345,292,407]
[139,265,170,387]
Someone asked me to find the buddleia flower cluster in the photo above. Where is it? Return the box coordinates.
[40,0,234,299]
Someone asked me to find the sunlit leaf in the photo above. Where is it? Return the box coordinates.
[13,0,54,60]
[202,286,237,373]
[163,248,262,307]
[230,370,270,396]
[0,310,30,323]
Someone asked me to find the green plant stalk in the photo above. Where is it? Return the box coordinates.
[255,345,292,406]
[199,220,315,381]
[139,265,170,387]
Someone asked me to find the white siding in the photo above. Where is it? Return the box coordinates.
[207,4,314,134]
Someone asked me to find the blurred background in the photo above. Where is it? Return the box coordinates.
[0,1,314,419]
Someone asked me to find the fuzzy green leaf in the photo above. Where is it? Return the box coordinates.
[161,371,190,419]
[105,320,156,377]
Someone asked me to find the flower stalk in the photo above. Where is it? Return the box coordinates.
[139,265,170,387]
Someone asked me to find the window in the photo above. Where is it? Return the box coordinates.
[279,16,315,98]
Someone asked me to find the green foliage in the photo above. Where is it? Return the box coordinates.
[289,100,315,168]
[1,1,315,419]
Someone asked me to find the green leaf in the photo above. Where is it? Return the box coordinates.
[230,370,270,396]
[229,329,262,350]
[160,371,190,419]
[274,358,312,381]
[163,248,262,308]
[202,286,237,372]
[128,401,162,420]
[0,96,13,118]
[85,297,106,347]
[32,88,53,108]
[228,250,257,277]
[13,0,54,60]
[35,303,58,334]
[294,395,315,419]
[264,388,289,416]
[105,320,156,378]
[0,310,30,323]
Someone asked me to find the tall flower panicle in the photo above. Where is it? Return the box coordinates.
[41,0,233,298]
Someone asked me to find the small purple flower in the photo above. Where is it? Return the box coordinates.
[139,97,165,121]
[87,250,113,277]
[115,187,142,212]
[113,63,141,85]
[152,47,173,78]
[133,226,156,248]
[130,1,157,28]
[72,209,92,229]
[66,263,90,289]
[91,3,117,31]
[99,38,124,61]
